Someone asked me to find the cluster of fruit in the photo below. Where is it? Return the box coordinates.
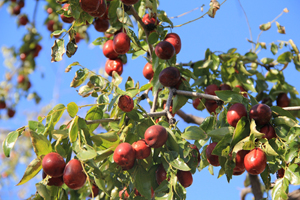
[10,0,25,16]
[0,100,15,118]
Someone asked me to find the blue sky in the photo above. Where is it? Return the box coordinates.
[1,0,300,199]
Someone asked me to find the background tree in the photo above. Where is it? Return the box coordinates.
[3,1,298,200]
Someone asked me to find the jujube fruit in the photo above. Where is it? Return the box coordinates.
[227,103,247,127]
[235,85,248,97]
[120,0,139,6]
[103,40,119,59]
[7,108,16,118]
[205,84,219,95]
[260,124,276,140]
[143,62,154,80]
[60,4,74,24]
[0,100,6,109]
[233,150,249,172]
[63,159,87,190]
[244,148,267,175]
[132,140,151,159]
[105,58,123,76]
[118,95,134,112]
[144,125,168,148]
[79,0,101,13]
[164,33,181,54]
[88,0,107,17]
[158,67,181,87]
[205,100,219,114]
[42,171,64,187]
[156,164,167,185]
[276,93,290,107]
[192,98,204,110]
[113,32,131,55]
[177,170,193,188]
[155,41,175,60]
[42,152,66,178]
[94,18,109,32]
[249,104,272,126]
[206,142,220,166]
[113,143,136,169]
[220,83,231,91]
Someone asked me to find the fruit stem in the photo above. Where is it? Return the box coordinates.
[172,88,221,101]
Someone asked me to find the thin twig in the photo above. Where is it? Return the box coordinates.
[237,0,254,52]
[151,90,159,113]
[169,5,203,19]
[173,89,221,101]
[32,0,39,26]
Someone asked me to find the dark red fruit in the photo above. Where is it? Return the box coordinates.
[177,170,193,188]
[20,53,27,61]
[132,140,151,159]
[119,187,129,200]
[164,33,181,54]
[156,164,167,185]
[18,0,24,8]
[144,125,168,148]
[249,104,272,126]
[89,0,107,17]
[244,148,267,175]
[277,168,285,179]
[17,74,25,84]
[143,63,154,80]
[75,33,83,43]
[158,67,181,87]
[260,124,276,140]
[47,20,55,32]
[220,83,232,91]
[235,85,248,97]
[105,58,123,76]
[19,15,28,25]
[79,0,101,13]
[155,41,175,60]
[60,4,74,23]
[94,18,109,32]
[276,93,290,107]
[192,98,204,110]
[163,101,175,117]
[63,159,87,190]
[33,44,42,57]
[89,184,100,197]
[7,108,16,118]
[42,171,64,187]
[120,0,139,6]
[205,84,219,95]
[103,40,119,59]
[233,169,245,176]
[233,150,249,172]
[47,7,53,14]
[205,100,219,114]
[118,95,134,112]
[142,13,159,26]
[113,143,136,169]
[0,101,6,109]
[113,32,130,55]
[12,5,21,15]
[227,103,247,127]
[206,142,220,166]
[42,152,66,178]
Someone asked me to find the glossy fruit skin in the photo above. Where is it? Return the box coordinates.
[155,41,175,60]
[156,164,167,185]
[42,171,64,187]
[249,104,272,126]
[220,83,232,91]
[244,148,267,175]
[103,40,119,59]
[233,168,245,176]
[63,159,87,190]
[142,13,158,25]
[277,168,285,179]
[113,32,130,54]
[60,4,74,23]
[118,95,134,112]
[79,0,100,13]
[276,93,290,107]
[144,125,168,148]
[94,18,109,32]
[192,98,203,110]
[132,140,151,159]
[113,143,136,169]
[42,152,66,178]
[19,15,28,25]
[235,85,248,97]
[121,0,139,5]
[12,5,21,15]
[227,103,247,127]
[260,124,276,140]
[143,63,154,80]
[233,150,249,172]
[7,108,16,118]
[205,84,219,95]
[158,67,181,87]
[177,170,193,188]
[206,142,220,166]
[105,58,123,76]
[88,0,107,17]
[205,100,219,114]
[164,33,181,54]
[0,101,6,109]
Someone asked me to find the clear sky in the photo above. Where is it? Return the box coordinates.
[1,0,300,199]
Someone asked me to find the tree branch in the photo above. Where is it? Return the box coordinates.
[249,174,263,200]
[176,109,204,125]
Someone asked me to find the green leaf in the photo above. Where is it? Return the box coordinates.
[245,52,258,61]
[68,116,79,143]
[285,164,300,185]
[85,106,103,132]
[67,102,78,118]
[70,68,89,88]
[271,177,289,200]
[135,166,152,199]
[148,32,159,44]
[2,130,21,157]
[261,57,274,65]
[207,127,234,140]
[112,71,122,86]
[272,106,297,121]
[277,51,292,64]
[273,116,298,128]
[30,131,52,156]
[157,10,173,28]
[262,140,279,156]
[36,183,51,200]
[92,37,108,46]
[116,7,133,27]
[66,41,78,58]
[164,151,191,171]
[182,126,207,140]
[51,39,65,62]
[173,93,188,114]
[250,119,265,139]
[259,22,271,31]
[50,29,67,38]
[76,145,97,161]
[271,43,278,55]
[17,157,42,186]
[260,166,271,190]
[215,90,244,103]
[231,117,250,148]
